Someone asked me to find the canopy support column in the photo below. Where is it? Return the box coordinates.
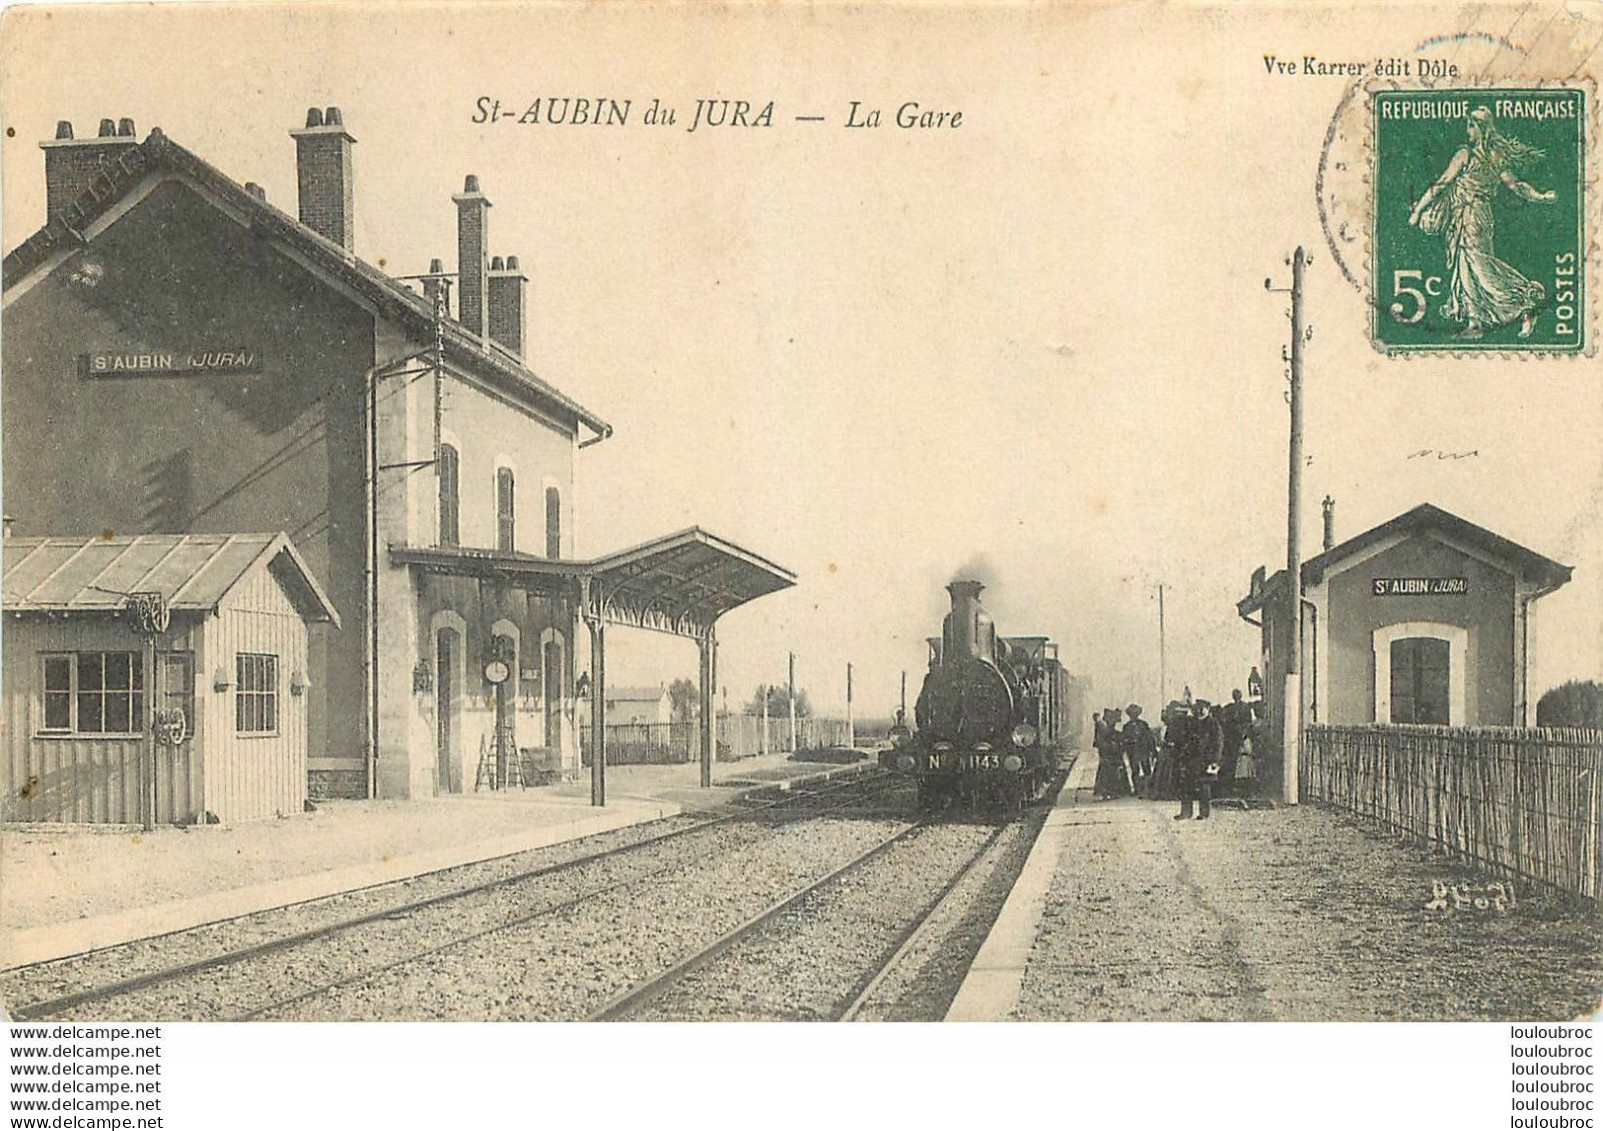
[582,577,606,808]
[698,625,718,788]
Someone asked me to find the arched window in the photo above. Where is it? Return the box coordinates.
[438,443,460,547]
[496,467,516,552]
[545,486,561,559]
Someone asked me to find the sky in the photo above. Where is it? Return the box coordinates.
[2,1,1600,719]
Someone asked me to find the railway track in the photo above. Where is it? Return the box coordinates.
[5,767,898,1022]
[589,773,1063,1022]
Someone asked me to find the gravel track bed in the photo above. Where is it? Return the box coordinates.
[1016,800,1601,1021]
[1,813,702,1015]
[254,803,915,1021]
[851,800,1055,1021]
[624,819,1006,1021]
[9,778,903,1020]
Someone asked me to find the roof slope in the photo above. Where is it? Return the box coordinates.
[3,532,340,625]
[1,129,610,441]
[1238,503,1573,617]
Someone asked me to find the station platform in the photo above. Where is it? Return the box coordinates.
[0,749,870,971]
[948,746,1601,1022]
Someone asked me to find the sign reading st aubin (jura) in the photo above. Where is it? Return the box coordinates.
[81,348,260,379]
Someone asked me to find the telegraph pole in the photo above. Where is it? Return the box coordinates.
[845,662,854,749]
[1284,247,1307,805]
[788,652,798,753]
[1157,582,1167,710]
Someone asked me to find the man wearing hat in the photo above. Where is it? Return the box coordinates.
[1122,703,1157,796]
[1176,700,1223,820]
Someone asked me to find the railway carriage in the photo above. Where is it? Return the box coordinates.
[881,580,1065,811]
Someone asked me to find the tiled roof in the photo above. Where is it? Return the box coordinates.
[2,532,339,625]
[1,129,611,441]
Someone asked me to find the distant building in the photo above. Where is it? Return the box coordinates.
[604,686,674,725]
[1238,503,1573,784]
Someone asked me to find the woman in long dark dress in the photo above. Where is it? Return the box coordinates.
[1148,702,1186,800]
[1092,708,1129,799]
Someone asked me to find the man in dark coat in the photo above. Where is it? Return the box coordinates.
[1122,704,1157,796]
[1176,700,1223,820]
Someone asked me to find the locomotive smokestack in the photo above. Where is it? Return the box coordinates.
[944,580,991,660]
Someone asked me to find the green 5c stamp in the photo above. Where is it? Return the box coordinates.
[1373,88,1586,353]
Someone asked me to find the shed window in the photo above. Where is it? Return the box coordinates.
[545,486,561,559]
[39,651,144,735]
[497,467,516,552]
[236,653,279,735]
[438,443,460,547]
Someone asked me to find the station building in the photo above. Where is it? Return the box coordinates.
[2,109,791,814]
[1237,502,1573,782]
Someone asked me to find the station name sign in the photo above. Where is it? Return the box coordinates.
[80,349,260,378]
[1372,577,1468,596]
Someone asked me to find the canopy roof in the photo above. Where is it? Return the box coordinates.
[3,532,340,625]
[391,526,795,638]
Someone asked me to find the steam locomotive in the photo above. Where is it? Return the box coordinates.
[881,580,1068,811]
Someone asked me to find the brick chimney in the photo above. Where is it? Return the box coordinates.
[453,175,491,339]
[487,254,527,357]
[40,118,139,225]
[1321,495,1336,552]
[290,106,356,252]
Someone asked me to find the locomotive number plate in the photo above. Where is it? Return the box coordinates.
[924,752,1001,771]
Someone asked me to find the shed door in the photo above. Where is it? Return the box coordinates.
[1390,637,1450,724]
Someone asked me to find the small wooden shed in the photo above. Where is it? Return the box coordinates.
[3,532,339,824]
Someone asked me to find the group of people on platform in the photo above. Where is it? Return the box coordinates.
[1091,687,1263,819]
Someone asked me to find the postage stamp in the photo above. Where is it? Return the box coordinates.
[1371,87,1587,354]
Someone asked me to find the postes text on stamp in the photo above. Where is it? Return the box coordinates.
[1372,87,1586,354]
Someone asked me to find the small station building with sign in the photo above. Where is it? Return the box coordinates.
[1,532,339,824]
[1238,502,1573,782]
[2,109,794,810]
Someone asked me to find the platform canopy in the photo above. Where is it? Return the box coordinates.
[391,526,795,640]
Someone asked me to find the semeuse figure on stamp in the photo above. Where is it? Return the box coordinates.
[1407,105,1556,339]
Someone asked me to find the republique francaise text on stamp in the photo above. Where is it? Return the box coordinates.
[1371,87,1587,354]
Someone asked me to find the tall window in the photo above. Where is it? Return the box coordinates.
[497,467,516,552]
[1390,637,1450,724]
[40,651,144,734]
[236,653,279,735]
[438,443,460,547]
[545,486,561,559]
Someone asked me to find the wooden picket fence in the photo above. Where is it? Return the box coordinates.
[1303,725,1603,900]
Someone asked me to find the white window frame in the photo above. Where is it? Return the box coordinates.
[1372,622,1468,726]
[37,650,146,738]
[235,652,281,737]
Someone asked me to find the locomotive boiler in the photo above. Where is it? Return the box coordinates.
[882,580,1066,811]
